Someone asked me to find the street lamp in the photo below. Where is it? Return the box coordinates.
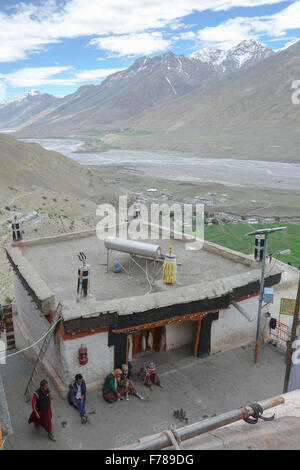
[246,226,287,363]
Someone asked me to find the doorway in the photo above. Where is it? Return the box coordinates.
[130,327,166,358]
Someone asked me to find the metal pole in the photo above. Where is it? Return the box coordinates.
[283,275,300,393]
[121,395,284,450]
[254,234,268,363]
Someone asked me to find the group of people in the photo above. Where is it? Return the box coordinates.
[28,361,163,441]
[102,361,163,403]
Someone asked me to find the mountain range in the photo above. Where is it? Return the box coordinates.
[105,38,300,162]
[0,90,60,130]
[5,40,274,135]
[2,37,300,162]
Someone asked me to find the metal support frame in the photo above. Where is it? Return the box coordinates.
[106,248,163,293]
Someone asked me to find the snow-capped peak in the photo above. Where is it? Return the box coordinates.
[190,39,274,71]
[189,48,227,66]
[0,90,41,106]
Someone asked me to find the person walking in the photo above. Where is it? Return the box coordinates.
[28,379,56,441]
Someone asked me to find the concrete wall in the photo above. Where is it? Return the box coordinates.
[166,321,196,351]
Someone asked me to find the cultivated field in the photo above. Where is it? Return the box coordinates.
[204,223,300,268]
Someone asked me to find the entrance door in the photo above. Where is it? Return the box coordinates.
[131,327,166,357]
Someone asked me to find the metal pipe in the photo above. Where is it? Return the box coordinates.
[231,301,253,322]
[255,234,268,363]
[123,395,284,450]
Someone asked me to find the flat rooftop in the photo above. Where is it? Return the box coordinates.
[6,228,283,322]
[23,235,251,302]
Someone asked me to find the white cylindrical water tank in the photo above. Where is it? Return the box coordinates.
[104,237,161,259]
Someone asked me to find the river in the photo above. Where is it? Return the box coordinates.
[20,137,300,191]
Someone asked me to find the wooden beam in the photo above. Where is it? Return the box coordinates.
[126,336,129,365]
[112,310,218,334]
[193,319,202,357]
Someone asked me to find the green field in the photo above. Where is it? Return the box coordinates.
[204,224,300,268]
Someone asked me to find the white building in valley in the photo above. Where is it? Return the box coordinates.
[6,225,296,397]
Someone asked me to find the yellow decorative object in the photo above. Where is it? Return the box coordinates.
[163,245,177,284]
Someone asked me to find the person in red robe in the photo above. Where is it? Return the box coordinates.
[28,379,56,441]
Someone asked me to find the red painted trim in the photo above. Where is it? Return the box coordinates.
[235,292,259,303]
[60,322,109,341]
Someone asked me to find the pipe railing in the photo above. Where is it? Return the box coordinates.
[117,395,284,450]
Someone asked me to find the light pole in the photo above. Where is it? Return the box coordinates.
[247,226,287,363]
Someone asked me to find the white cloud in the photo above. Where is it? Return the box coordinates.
[179,31,197,41]
[194,1,300,49]
[74,68,126,81]
[0,0,288,62]
[0,66,125,87]
[90,32,173,57]
[0,80,6,101]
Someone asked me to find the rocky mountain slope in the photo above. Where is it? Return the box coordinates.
[16,41,274,136]
[0,90,60,130]
[104,39,300,162]
[0,133,119,203]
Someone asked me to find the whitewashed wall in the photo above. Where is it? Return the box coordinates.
[210,297,265,354]
[14,276,63,376]
[166,321,196,351]
[14,275,114,389]
[60,332,114,390]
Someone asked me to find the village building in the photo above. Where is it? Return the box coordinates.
[5,224,297,396]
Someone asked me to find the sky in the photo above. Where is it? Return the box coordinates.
[0,0,300,101]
